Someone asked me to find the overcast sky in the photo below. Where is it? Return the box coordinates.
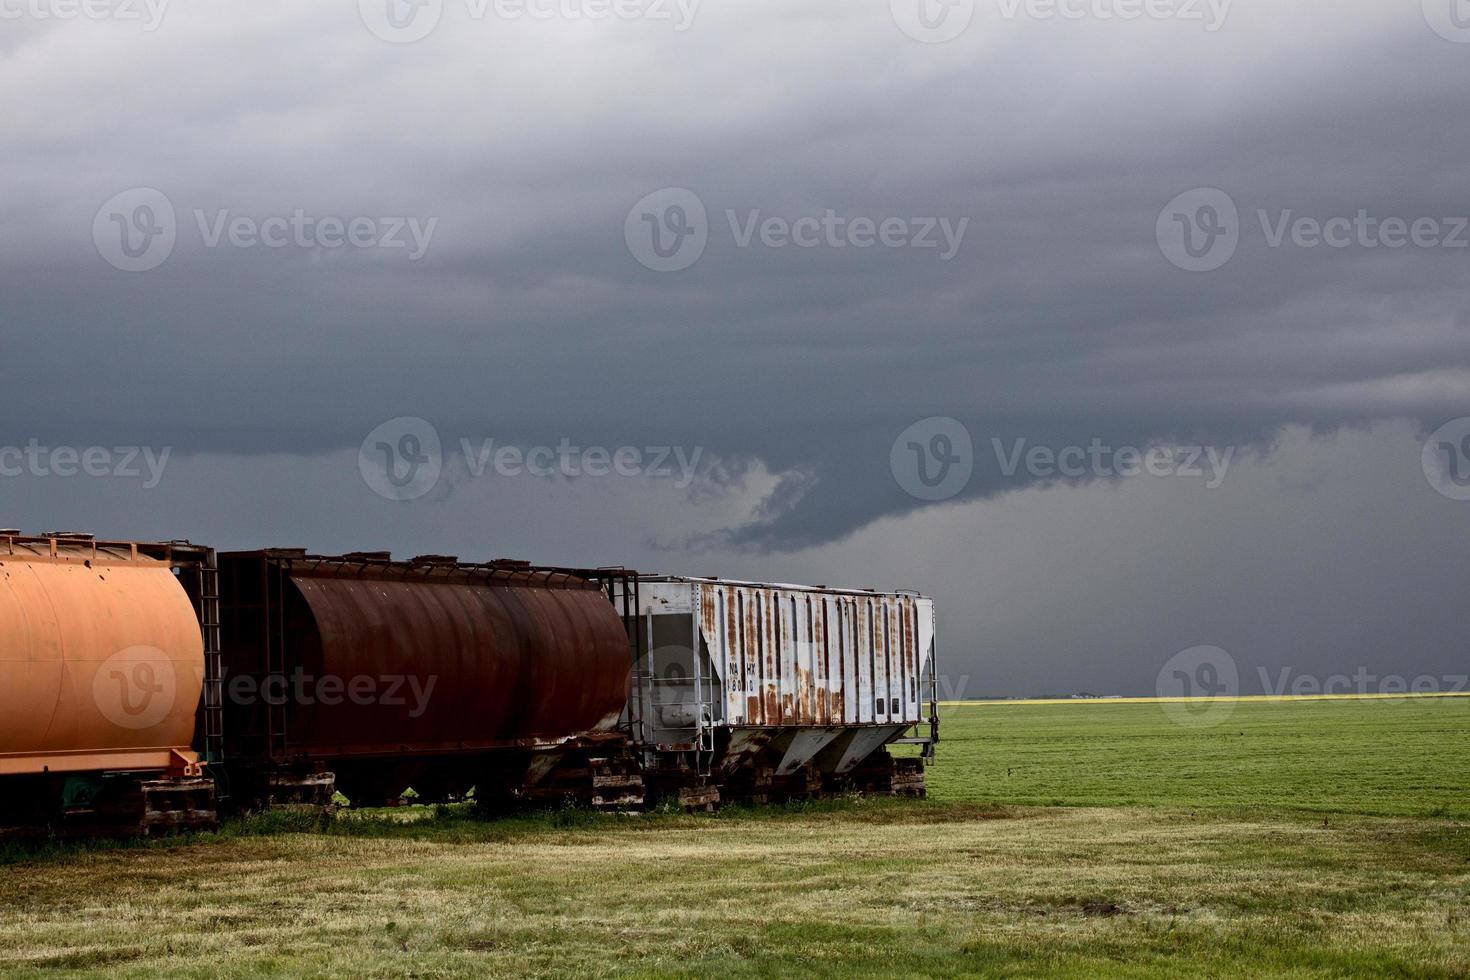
[3,0,1468,696]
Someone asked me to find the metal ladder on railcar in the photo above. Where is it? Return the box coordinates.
[196,559,224,768]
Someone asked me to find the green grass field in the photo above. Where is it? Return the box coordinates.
[929,696,1470,816]
[1,697,1467,978]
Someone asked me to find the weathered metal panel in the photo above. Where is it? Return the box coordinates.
[646,578,933,744]
[915,596,936,712]
[770,590,782,719]
[728,587,745,725]
[865,600,875,722]
[857,599,872,724]
[813,596,830,722]
[738,588,755,725]
[889,599,902,719]
[787,595,799,724]
[838,597,855,725]
[899,593,911,725]
[922,596,936,691]
[772,592,786,725]
[842,598,855,724]
[877,600,891,723]
[874,600,887,723]
[702,584,727,723]
[0,539,203,777]
[793,594,805,724]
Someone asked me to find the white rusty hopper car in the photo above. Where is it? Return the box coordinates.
[627,576,938,806]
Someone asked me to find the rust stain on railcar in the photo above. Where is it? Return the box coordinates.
[699,583,726,682]
[804,597,818,724]
[743,589,763,726]
[794,678,809,725]
[699,583,717,649]
[792,593,809,726]
[835,597,849,723]
[903,597,917,716]
[872,597,883,715]
[752,591,763,721]
[836,596,853,724]
[763,591,781,725]
[860,598,871,716]
[889,597,902,714]
[700,583,737,717]
[743,588,753,725]
[783,590,798,728]
[725,587,744,720]
[814,600,831,723]
[795,666,814,726]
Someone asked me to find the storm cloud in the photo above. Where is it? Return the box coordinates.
[2,0,1467,692]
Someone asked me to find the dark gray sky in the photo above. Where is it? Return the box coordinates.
[3,0,1468,696]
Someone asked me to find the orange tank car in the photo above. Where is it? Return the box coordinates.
[0,535,206,777]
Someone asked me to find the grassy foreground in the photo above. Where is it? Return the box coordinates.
[0,697,1466,978]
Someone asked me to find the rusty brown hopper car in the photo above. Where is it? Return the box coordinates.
[0,534,219,837]
[216,550,640,807]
